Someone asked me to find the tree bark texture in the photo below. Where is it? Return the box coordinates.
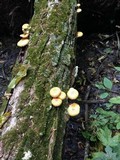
[1,1,76,160]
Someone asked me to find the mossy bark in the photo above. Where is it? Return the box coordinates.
[1,1,76,160]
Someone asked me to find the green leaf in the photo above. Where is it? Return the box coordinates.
[96,108,115,117]
[105,145,112,154]
[114,67,120,71]
[99,92,109,99]
[17,65,29,77]
[104,48,112,54]
[105,146,118,160]
[95,83,105,89]
[113,143,120,156]
[8,76,21,89]
[109,96,120,104]
[103,77,113,90]
[116,122,120,129]
[97,126,120,147]
[110,134,120,146]
[92,146,119,160]
[92,152,105,160]
[105,103,113,109]
[97,126,112,146]
[8,64,29,89]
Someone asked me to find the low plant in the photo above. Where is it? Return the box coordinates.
[82,108,120,160]
[92,145,120,160]
[95,77,113,99]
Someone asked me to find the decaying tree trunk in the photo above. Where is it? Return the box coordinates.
[1,1,76,160]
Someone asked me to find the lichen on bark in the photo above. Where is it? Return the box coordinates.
[1,1,76,159]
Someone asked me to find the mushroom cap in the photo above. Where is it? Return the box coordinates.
[77,3,81,7]
[67,88,79,100]
[20,33,29,38]
[58,91,66,100]
[77,8,82,13]
[51,98,62,107]
[67,103,80,116]
[22,23,31,30]
[77,32,83,37]
[50,87,61,98]
[17,39,29,47]
[22,24,31,34]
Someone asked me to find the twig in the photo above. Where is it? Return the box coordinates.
[105,89,120,95]
[116,31,120,50]
[116,31,120,58]
[80,99,107,104]
[84,141,90,160]
[102,31,120,41]
[92,82,120,95]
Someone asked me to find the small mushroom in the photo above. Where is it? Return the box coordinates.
[77,32,83,37]
[22,23,31,30]
[17,39,29,47]
[51,98,62,107]
[67,87,79,100]
[67,103,80,116]
[22,23,31,34]
[58,91,66,100]
[77,3,81,7]
[77,8,82,13]
[20,33,29,39]
[50,87,61,98]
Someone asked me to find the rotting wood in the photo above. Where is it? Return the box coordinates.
[1,1,76,160]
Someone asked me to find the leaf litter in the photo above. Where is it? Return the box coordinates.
[63,33,120,159]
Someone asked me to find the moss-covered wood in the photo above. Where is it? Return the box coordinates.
[1,1,76,159]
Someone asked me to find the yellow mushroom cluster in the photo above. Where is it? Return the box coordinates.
[17,23,31,47]
[76,3,82,13]
[50,87,80,117]
[67,88,80,117]
[50,87,66,107]
[76,3,83,38]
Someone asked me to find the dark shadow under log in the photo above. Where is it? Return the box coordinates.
[0,0,34,36]
[77,0,120,34]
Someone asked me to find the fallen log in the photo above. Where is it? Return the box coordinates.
[1,1,76,159]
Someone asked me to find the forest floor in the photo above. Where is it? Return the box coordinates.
[0,2,120,159]
[0,37,20,104]
[63,32,120,160]
[0,33,120,160]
